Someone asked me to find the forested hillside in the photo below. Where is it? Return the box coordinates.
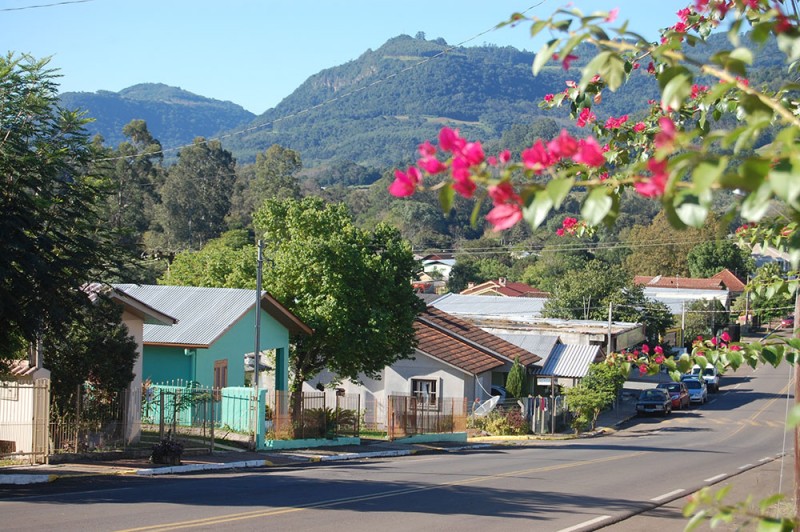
[60,83,255,149]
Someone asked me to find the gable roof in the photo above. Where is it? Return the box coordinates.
[485,332,560,360]
[634,275,726,290]
[711,268,746,292]
[533,344,601,378]
[431,293,546,320]
[84,282,177,326]
[417,307,541,368]
[461,278,549,298]
[114,284,311,348]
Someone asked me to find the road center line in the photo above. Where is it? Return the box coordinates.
[556,515,611,532]
[650,488,685,501]
[704,473,727,482]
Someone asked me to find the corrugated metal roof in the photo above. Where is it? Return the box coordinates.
[431,293,546,320]
[535,344,601,378]
[641,287,730,314]
[115,284,263,347]
[484,331,559,361]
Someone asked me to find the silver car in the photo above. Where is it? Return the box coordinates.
[681,377,708,405]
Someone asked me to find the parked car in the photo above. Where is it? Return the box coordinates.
[656,381,690,410]
[636,388,672,416]
[781,315,795,328]
[681,377,708,404]
[689,363,720,392]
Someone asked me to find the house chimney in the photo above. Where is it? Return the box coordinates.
[499,277,507,286]
[467,282,475,289]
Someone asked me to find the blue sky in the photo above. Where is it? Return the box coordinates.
[4,0,687,114]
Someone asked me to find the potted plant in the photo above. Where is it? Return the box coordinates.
[150,437,184,465]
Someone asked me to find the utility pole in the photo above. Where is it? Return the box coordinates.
[793,287,799,523]
[681,301,686,348]
[252,240,264,449]
[607,301,613,355]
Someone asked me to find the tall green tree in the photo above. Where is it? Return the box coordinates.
[228,144,302,228]
[0,54,127,365]
[687,239,754,279]
[252,197,425,415]
[505,357,526,399]
[155,138,236,250]
[160,230,256,288]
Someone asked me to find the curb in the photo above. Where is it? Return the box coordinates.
[0,474,56,485]
[136,459,275,476]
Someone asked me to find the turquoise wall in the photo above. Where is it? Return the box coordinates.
[143,345,192,384]
[143,307,290,389]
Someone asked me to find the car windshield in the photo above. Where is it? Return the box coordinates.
[661,383,679,392]
[685,380,702,389]
[640,390,664,400]
[703,368,715,376]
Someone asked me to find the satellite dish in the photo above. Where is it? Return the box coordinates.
[472,396,500,417]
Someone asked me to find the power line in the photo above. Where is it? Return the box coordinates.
[1,0,94,12]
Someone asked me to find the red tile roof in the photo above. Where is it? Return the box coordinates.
[634,275,726,290]
[711,269,746,292]
[415,307,542,371]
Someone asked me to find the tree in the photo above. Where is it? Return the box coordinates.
[565,362,625,433]
[683,299,730,348]
[252,197,425,421]
[0,54,127,366]
[46,296,138,414]
[543,260,626,320]
[687,239,754,279]
[160,230,256,288]
[155,138,236,250]
[624,211,718,277]
[505,357,526,399]
[228,144,302,228]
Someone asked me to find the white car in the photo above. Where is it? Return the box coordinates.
[689,364,720,392]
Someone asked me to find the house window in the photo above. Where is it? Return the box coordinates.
[213,360,228,390]
[411,378,438,406]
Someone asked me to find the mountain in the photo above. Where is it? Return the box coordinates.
[59,33,784,170]
[59,83,255,149]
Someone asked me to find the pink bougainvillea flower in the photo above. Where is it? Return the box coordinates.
[654,354,665,364]
[654,345,664,355]
[547,129,579,159]
[439,127,465,153]
[642,344,650,354]
[634,158,669,198]
[562,217,578,230]
[556,228,566,237]
[776,13,793,33]
[576,107,596,128]
[647,61,656,74]
[572,137,606,167]
[388,167,421,197]
[605,7,619,23]
[521,140,553,174]
[711,336,718,346]
[544,93,554,102]
[677,7,691,22]
[451,157,476,198]
[638,364,648,375]
[632,122,646,133]
[730,344,741,351]
[654,117,676,151]
[554,53,579,70]
[721,331,731,343]
[565,80,577,88]
[461,141,485,166]
[488,182,521,206]
[604,114,628,129]
[486,203,522,231]
[598,172,609,181]
[498,149,511,164]
[417,156,447,175]
[418,140,436,158]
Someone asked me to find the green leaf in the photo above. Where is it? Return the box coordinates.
[546,177,575,209]
[581,187,612,226]
[740,94,774,125]
[692,157,727,194]
[529,19,549,38]
[661,72,693,112]
[777,32,800,62]
[533,40,560,76]
[769,159,800,209]
[674,197,709,228]
[522,191,554,229]
[438,183,454,213]
[741,181,773,221]
[759,494,786,512]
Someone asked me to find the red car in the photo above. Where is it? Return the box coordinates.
[656,381,690,410]
[781,315,795,328]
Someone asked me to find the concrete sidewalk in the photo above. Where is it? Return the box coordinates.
[0,383,649,486]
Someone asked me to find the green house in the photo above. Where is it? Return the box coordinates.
[114,284,311,391]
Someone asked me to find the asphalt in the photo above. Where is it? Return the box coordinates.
[0,381,661,486]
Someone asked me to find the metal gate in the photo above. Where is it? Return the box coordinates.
[0,378,50,464]
[387,395,466,440]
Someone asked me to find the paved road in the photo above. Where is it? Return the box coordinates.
[0,362,792,531]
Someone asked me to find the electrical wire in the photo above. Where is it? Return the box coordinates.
[0,0,93,11]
